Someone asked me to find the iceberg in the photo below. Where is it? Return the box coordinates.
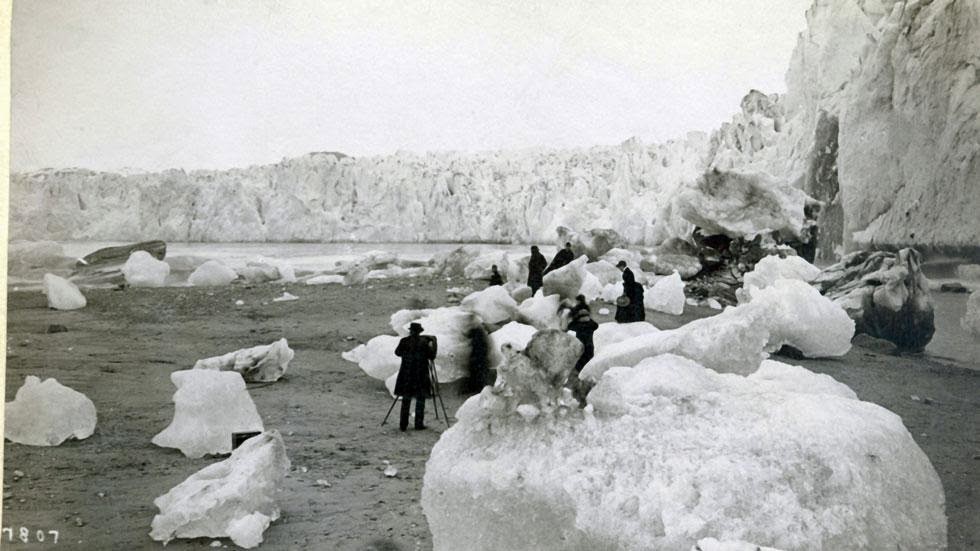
[42,273,86,310]
[460,285,519,325]
[150,430,290,549]
[193,338,294,383]
[121,250,170,287]
[152,370,265,458]
[4,376,97,446]
[422,354,946,550]
[644,271,685,315]
[189,260,238,286]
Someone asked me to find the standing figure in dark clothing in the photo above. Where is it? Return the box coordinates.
[544,242,575,275]
[527,246,547,296]
[614,261,645,323]
[394,323,438,431]
[488,264,504,287]
[566,295,599,372]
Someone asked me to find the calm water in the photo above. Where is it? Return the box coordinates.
[26,241,979,370]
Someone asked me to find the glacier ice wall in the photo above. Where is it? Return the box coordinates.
[9,0,979,254]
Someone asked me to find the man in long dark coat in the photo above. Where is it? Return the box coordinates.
[615,261,645,323]
[394,323,438,431]
[527,246,547,296]
[544,242,575,275]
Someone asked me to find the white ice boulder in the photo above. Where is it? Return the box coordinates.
[390,309,435,336]
[584,260,622,286]
[583,279,853,379]
[238,263,280,284]
[152,370,265,458]
[423,354,946,550]
[306,274,344,285]
[4,376,97,446]
[741,255,821,292]
[542,256,587,300]
[42,273,86,310]
[592,321,659,352]
[962,290,980,338]
[150,430,290,549]
[645,271,685,315]
[509,284,533,303]
[516,293,562,330]
[121,250,171,287]
[342,335,401,381]
[194,338,294,383]
[189,260,239,286]
[461,285,519,325]
[577,271,605,302]
[488,322,539,368]
[464,250,509,280]
[599,282,624,303]
[343,263,370,285]
[745,279,854,358]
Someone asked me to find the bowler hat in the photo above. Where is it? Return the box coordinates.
[409,322,424,333]
[616,260,627,268]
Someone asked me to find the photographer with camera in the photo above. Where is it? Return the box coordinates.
[393,323,438,431]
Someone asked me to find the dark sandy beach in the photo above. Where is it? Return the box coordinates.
[2,278,977,549]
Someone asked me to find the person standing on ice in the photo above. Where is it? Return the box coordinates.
[527,246,547,296]
[544,242,575,275]
[615,261,645,323]
[488,264,504,287]
[566,295,598,371]
[394,323,438,431]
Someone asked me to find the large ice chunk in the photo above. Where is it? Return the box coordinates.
[592,321,659,352]
[583,279,853,379]
[645,271,685,315]
[423,354,946,550]
[387,307,482,383]
[189,260,239,286]
[461,285,518,325]
[152,370,264,458]
[962,290,980,338]
[584,260,622,286]
[463,250,509,280]
[4,376,97,446]
[42,273,86,310]
[740,254,821,293]
[122,250,171,287]
[193,338,294,383]
[516,293,562,330]
[150,430,290,549]
[342,335,401,381]
[487,321,538,368]
[743,279,854,358]
[542,256,587,300]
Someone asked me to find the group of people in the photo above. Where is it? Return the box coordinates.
[391,245,648,431]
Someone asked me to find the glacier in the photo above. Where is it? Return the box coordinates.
[9,0,979,256]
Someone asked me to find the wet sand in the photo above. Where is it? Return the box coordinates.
[3,278,978,550]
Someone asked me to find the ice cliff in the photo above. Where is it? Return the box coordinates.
[9,0,979,255]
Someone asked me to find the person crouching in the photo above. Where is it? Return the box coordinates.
[394,323,438,431]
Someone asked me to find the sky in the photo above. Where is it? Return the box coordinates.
[11,0,811,173]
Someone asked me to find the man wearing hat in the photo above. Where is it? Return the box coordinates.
[394,323,438,431]
[615,261,645,323]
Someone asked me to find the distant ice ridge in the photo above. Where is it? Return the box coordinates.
[422,354,947,550]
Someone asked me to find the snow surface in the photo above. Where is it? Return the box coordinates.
[121,250,170,287]
[4,376,97,446]
[422,354,946,550]
[193,338,294,383]
[152,370,265,458]
[42,273,86,310]
[150,430,290,549]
